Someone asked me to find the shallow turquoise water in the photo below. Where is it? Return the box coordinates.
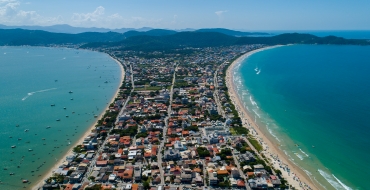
[234,45,370,190]
[0,47,121,189]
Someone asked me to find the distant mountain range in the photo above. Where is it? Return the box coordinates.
[85,32,370,51]
[0,27,368,50]
[0,24,152,34]
[0,24,270,37]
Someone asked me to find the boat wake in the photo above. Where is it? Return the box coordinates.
[318,169,353,190]
[22,88,57,101]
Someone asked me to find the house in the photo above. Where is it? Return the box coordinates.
[164,149,180,160]
[231,169,240,179]
[239,151,256,163]
[208,171,218,185]
[123,169,134,181]
[69,172,84,183]
[134,166,142,181]
[180,172,192,183]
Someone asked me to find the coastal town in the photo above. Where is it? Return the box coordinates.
[35,44,312,190]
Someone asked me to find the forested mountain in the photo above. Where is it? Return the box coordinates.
[0,28,368,50]
[0,29,126,45]
[195,28,269,36]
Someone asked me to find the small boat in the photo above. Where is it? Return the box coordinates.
[55,80,58,82]
[70,98,73,100]
[66,115,69,117]
[56,119,60,121]
[9,173,14,175]
[42,138,45,140]
[9,136,12,138]
[16,124,19,127]
[69,91,73,93]
[28,149,33,151]
[22,179,28,183]
[51,104,55,106]
[94,115,98,118]
[24,129,29,132]
[63,107,66,109]
[104,81,108,83]
[18,138,22,140]
[312,145,315,148]
[46,126,51,129]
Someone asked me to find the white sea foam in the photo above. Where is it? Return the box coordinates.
[318,169,351,190]
[294,152,304,160]
[299,148,309,157]
[303,169,312,176]
[252,109,261,118]
[313,176,328,190]
[267,127,281,142]
[333,174,353,190]
[249,95,258,106]
[22,88,57,101]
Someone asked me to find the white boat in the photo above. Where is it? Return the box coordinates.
[256,69,261,75]
[24,129,29,132]
[69,91,73,93]
[28,149,33,151]
[254,67,258,71]
[11,145,16,148]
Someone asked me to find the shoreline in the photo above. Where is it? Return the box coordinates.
[226,45,319,190]
[31,54,125,190]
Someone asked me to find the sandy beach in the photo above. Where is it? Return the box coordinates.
[31,55,125,190]
[226,46,319,190]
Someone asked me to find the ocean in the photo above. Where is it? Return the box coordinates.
[0,46,121,189]
[234,45,370,190]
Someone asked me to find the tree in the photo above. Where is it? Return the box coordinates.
[197,147,210,158]
[143,181,150,190]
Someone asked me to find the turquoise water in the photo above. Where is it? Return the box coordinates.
[234,45,370,190]
[0,47,121,189]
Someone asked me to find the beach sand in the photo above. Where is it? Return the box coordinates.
[31,55,124,190]
[226,46,319,190]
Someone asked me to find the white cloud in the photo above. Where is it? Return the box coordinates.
[215,10,228,16]
[215,10,228,22]
[0,2,166,29]
[0,0,63,25]
[70,6,163,28]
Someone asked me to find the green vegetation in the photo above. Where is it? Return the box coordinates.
[196,147,210,158]
[110,126,138,137]
[72,145,84,153]
[136,132,148,138]
[231,126,249,135]
[248,137,263,152]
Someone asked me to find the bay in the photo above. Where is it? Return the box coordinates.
[0,46,121,189]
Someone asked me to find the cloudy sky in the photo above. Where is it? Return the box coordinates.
[1,0,370,30]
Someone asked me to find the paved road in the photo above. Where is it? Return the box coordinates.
[158,65,177,185]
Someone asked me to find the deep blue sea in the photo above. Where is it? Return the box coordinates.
[234,45,370,190]
[0,47,121,189]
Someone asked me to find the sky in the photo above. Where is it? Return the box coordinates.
[1,0,370,30]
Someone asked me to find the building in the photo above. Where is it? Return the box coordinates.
[164,149,180,160]
[134,165,142,181]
